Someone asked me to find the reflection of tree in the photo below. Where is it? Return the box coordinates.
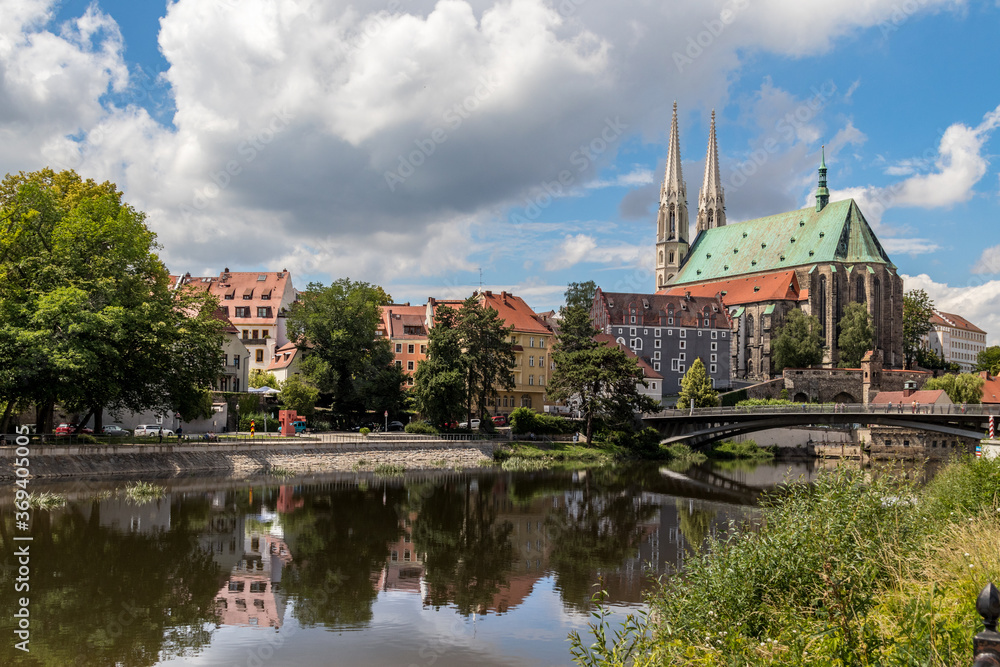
[412,478,514,615]
[546,475,659,612]
[676,500,716,552]
[0,498,221,667]
[280,486,403,628]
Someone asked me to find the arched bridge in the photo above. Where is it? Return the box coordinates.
[644,403,996,449]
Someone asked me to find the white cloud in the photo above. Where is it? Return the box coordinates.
[902,273,1000,346]
[973,245,1000,275]
[881,238,940,256]
[550,233,646,270]
[586,167,654,189]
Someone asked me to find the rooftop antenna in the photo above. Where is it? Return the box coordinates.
[478,268,483,291]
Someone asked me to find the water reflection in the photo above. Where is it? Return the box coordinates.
[1,462,812,666]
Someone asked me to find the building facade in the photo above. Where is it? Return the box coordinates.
[923,310,987,372]
[591,289,731,400]
[379,304,430,389]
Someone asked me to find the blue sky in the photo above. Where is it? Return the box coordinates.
[3,0,999,340]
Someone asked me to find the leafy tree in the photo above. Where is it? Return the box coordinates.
[456,296,516,426]
[771,309,823,373]
[280,373,319,419]
[564,280,597,311]
[837,302,874,368]
[916,346,959,372]
[0,168,224,433]
[903,289,935,369]
[413,306,467,427]
[678,358,719,408]
[285,279,404,427]
[976,346,1000,375]
[923,373,985,405]
[249,368,278,388]
[548,307,659,444]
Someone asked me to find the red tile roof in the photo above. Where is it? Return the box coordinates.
[476,291,552,335]
[266,342,299,371]
[871,390,949,405]
[930,310,986,334]
[173,270,293,327]
[381,305,429,338]
[659,270,802,306]
[595,333,662,379]
[593,289,729,329]
[981,372,1000,405]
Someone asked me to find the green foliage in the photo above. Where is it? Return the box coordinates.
[238,412,279,431]
[735,398,798,407]
[501,456,550,472]
[249,368,278,388]
[976,345,1000,375]
[606,427,662,458]
[677,358,719,408]
[372,463,405,477]
[508,406,576,435]
[0,168,225,433]
[903,288,935,369]
[923,372,984,405]
[563,280,597,311]
[404,420,437,434]
[706,439,775,460]
[719,388,748,407]
[237,393,261,418]
[663,443,707,464]
[916,345,958,372]
[280,373,319,419]
[779,388,789,400]
[124,481,166,503]
[175,385,213,422]
[771,308,823,372]
[837,302,874,368]
[359,427,371,436]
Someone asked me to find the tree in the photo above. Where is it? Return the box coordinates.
[837,302,874,368]
[678,358,719,408]
[280,374,319,419]
[916,346,959,372]
[249,368,278,388]
[548,308,659,444]
[564,280,597,311]
[0,168,225,433]
[771,309,823,372]
[456,296,516,426]
[413,306,466,427]
[902,289,935,370]
[976,346,1000,376]
[923,373,984,405]
[285,279,404,427]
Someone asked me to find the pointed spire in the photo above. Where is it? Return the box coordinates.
[662,101,685,199]
[655,101,690,290]
[697,109,726,234]
[816,145,830,212]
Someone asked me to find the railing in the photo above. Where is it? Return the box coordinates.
[649,402,1000,419]
[974,583,1000,666]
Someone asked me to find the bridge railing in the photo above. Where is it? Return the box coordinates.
[649,402,1000,419]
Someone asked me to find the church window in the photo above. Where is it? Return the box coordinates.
[872,277,881,339]
[746,314,755,339]
[818,275,827,341]
[669,251,674,264]
[669,205,676,237]
[856,276,866,304]
[659,251,664,265]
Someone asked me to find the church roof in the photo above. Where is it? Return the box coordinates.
[671,198,895,285]
[659,270,803,306]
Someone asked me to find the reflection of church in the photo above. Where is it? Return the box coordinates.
[655,104,904,380]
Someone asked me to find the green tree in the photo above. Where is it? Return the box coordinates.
[923,373,984,405]
[976,346,1000,375]
[413,306,466,427]
[0,168,224,433]
[548,307,659,444]
[678,358,720,408]
[280,373,320,419]
[771,309,823,373]
[903,289,935,369]
[285,279,404,427]
[249,368,278,388]
[457,296,516,426]
[564,280,597,311]
[837,302,874,368]
[916,346,959,372]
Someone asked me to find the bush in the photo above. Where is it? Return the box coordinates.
[77,434,99,445]
[707,439,775,460]
[239,412,279,432]
[509,407,575,435]
[310,420,332,432]
[607,428,662,458]
[405,420,437,434]
[735,398,798,407]
[479,416,496,433]
[664,443,707,464]
[359,427,371,436]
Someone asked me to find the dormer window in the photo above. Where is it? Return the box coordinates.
[257,274,267,281]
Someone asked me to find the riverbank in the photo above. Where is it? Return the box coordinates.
[570,455,1000,665]
[0,439,497,479]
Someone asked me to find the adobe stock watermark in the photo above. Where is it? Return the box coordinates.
[180,107,295,222]
[878,0,936,37]
[384,74,502,192]
[673,0,750,73]
[507,116,629,226]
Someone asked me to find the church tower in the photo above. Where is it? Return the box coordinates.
[696,109,726,236]
[815,145,830,212]
[655,102,689,290]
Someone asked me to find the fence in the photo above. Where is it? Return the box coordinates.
[974,582,1000,665]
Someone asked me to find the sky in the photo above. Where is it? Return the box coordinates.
[3,0,1000,341]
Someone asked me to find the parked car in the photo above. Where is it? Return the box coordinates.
[54,423,93,436]
[134,424,175,437]
[101,425,130,436]
[350,422,378,432]
[291,420,307,434]
[492,415,507,426]
[458,419,481,429]
[387,421,405,432]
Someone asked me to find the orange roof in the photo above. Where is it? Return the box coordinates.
[930,310,986,334]
[173,269,293,326]
[595,334,662,379]
[266,342,299,371]
[871,389,950,405]
[659,270,802,306]
[381,304,429,338]
[981,372,1000,405]
[476,291,552,335]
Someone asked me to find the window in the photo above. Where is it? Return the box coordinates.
[255,349,264,363]
[234,379,240,392]
[257,307,269,317]
[252,329,258,340]
[395,343,402,353]
[539,338,545,348]
[407,361,414,371]
[539,376,544,386]
[235,307,250,318]
[521,395,532,408]
[671,359,678,371]
[633,339,643,350]
[698,330,702,336]
[668,317,673,325]
[712,331,717,339]
[679,352,685,361]
[678,378,684,386]
[654,362,660,371]
[395,361,402,368]
[644,329,648,335]
[511,336,518,344]
[224,293,234,300]
[528,375,534,385]
[710,364,717,373]
[408,344,414,354]
[630,315,636,324]
[679,340,686,349]
[655,329,661,337]
[668,329,673,336]
[630,327,636,336]
[722,331,727,338]
[655,339,661,348]
[420,344,427,354]
[680,330,686,338]
[539,356,545,367]
[234,355,240,368]
[654,351,660,360]
[651,382,657,390]
[710,354,717,362]
[678,364,685,373]
[529,356,535,367]
[617,328,623,334]
[262,330,269,339]
[711,342,717,351]
[530,337,535,347]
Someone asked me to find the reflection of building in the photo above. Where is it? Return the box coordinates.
[275,486,303,514]
[378,512,424,593]
[215,532,292,628]
[93,497,171,535]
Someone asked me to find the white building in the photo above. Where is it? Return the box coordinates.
[923,310,988,373]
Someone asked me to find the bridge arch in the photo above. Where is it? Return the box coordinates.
[792,391,808,403]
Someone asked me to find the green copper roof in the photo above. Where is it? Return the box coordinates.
[671,199,895,286]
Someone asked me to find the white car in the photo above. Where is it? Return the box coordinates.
[458,419,482,429]
[134,424,175,437]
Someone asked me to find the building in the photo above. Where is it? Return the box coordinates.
[590,289,731,398]
[266,341,303,384]
[594,334,664,403]
[653,106,904,380]
[865,382,976,459]
[923,310,988,372]
[379,304,430,388]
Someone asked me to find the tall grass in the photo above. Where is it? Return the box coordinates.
[570,456,1000,666]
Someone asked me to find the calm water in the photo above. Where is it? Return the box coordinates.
[1,461,819,667]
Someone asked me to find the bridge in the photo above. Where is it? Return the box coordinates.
[644,403,996,448]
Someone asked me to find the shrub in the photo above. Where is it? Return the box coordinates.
[707,439,775,460]
[359,427,371,436]
[239,412,279,432]
[405,420,437,434]
[310,420,332,432]
[373,463,405,477]
[735,398,798,407]
[664,443,707,464]
[509,407,575,435]
[501,456,549,472]
[607,428,662,458]
[77,434,99,445]
[509,407,538,434]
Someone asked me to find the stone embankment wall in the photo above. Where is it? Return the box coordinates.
[0,439,499,480]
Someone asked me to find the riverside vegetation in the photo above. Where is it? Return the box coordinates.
[569,456,1000,666]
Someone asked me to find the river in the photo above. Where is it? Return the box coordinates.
[1,461,822,666]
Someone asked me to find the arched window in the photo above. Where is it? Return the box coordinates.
[856,276,866,304]
[668,251,674,264]
[818,275,827,341]
[707,209,714,227]
[521,395,532,408]
[659,250,664,265]
[746,314,755,339]
[669,205,676,237]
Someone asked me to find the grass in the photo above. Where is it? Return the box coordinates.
[501,456,551,472]
[122,481,165,503]
[705,438,776,460]
[493,441,616,468]
[373,463,405,477]
[27,492,67,509]
[351,458,368,472]
[569,455,1000,666]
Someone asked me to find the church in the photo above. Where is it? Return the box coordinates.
[655,104,904,381]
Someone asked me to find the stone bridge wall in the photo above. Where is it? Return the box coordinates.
[740,368,933,404]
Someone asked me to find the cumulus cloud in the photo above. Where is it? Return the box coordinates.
[973,245,1000,275]
[903,273,1000,346]
[550,233,646,270]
